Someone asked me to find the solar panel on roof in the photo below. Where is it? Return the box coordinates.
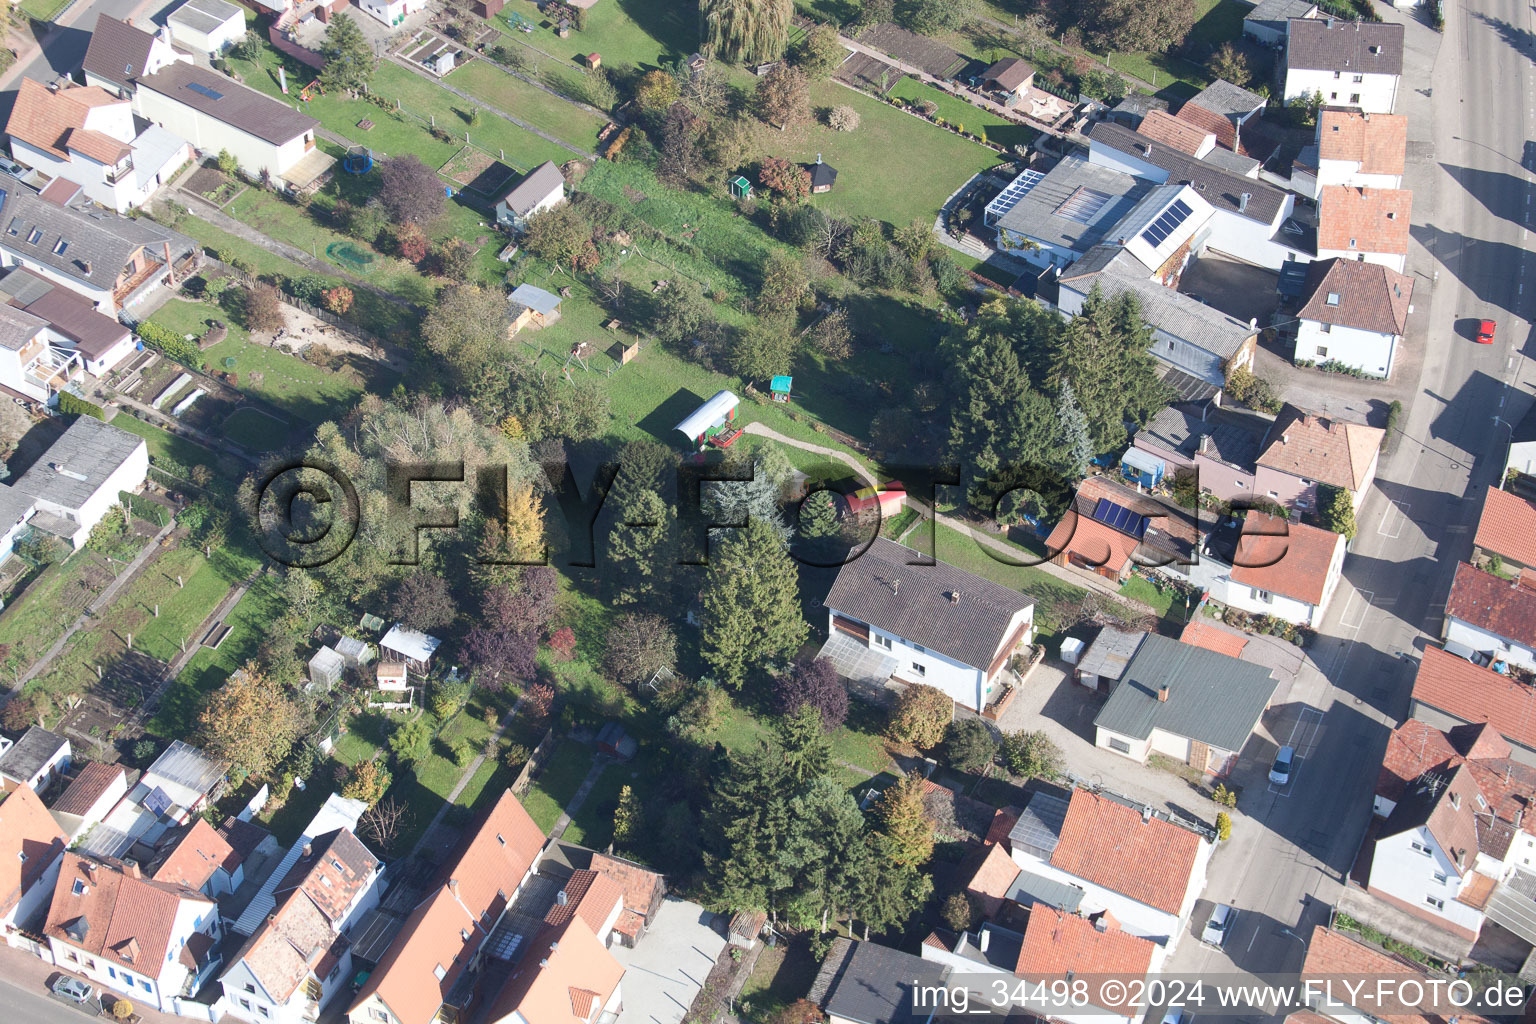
[1091,497,1148,538]
[144,785,173,818]
[187,81,224,101]
[1055,186,1114,224]
[1140,198,1194,248]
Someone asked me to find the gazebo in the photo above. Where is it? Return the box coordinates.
[729,175,753,200]
[674,389,741,451]
[769,375,792,403]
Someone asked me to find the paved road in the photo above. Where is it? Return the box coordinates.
[4,985,93,1024]
[1168,0,1536,982]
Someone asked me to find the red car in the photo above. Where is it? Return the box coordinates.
[1477,319,1497,344]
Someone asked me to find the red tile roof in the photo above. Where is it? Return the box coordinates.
[1445,561,1536,642]
[151,817,239,892]
[1136,109,1213,156]
[0,785,67,915]
[350,790,545,1024]
[5,79,129,163]
[964,842,1021,907]
[235,888,335,1004]
[543,869,623,935]
[1015,905,1156,996]
[1049,790,1204,915]
[1174,101,1243,153]
[1474,486,1536,567]
[1044,513,1141,573]
[588,851,664,919]
[986,807,1022,846]
[44,854,212,972]
[1318,185,1412,257]
[1377,720,1459,805]
[485,917,624,1024]
[50,762,126,817]
[1317,108,1407,176]
[1257,404,1383,491]
[1230,512,1344,606]
[274,828,376,924]
[1179,620,1248,658]
[1412,644,1536,749]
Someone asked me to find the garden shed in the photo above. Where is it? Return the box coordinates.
[729,175,752,200]
[508,283,563,335]
[308,645,345,690]
[380,624,441,673]
[1119,447,1165,489]
[674,389,741,451]
[807,155,837,194]
[770,375,792,402]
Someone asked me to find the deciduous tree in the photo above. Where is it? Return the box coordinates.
[701,517,808,687]
[872,770,934,868]
[523,203,597,272]
[887,683,951,749]
[613,784,644,847]
[389,716,432,765]
[754,64,810,129]
[790,23,845,79]
[943,718,997,773]
[244,283,285,334]
[377,155,445,228]
[635,69,682,116]
[342,758,391,805]
[1000,729,1062,780]
[198,663,302,780]
[359,796,409,850]
[1086,0,1197,53]
[758,156,811,202]
[1319,485,1357,540]
[389,569,456,631]
[606,613,678,685]
[1208,43,1251,86]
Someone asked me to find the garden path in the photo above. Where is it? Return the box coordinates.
[408,693,535,860]
[548,756,607,840]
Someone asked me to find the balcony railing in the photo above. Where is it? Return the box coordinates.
[104,159,135,185]
[24,348,81,392]
[112,258,166,305]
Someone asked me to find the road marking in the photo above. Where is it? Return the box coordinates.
[1377,501,1409,539]
[1268,707,1325,797]
[1340,589,1375,630]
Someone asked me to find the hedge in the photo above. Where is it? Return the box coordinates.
[120,490,170,527]
[136,321,203,368]
[57,392,105,420]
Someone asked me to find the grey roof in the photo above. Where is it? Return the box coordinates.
[510,283,561,315]
[817,631,899,688]
[1247,0,1317,23]
[309,645,344,675]
[1188,80,1268,120]
[1161,363,1221,403]
[824,538,1036,671]
[0,726,67,781]
[14,416,144,512]
[1077,627,1147,682]
[1485,868,1536,945]
[144,739,225,795]
[1093,633,1279,752]
[1286,18,1404,76]
[1061,246,1258,360]
[82,15,157,93]
[993,154,1155,257]
[808,160,837,188]
[811,938,949,1024]
[1111,93,1169,124]
[1201,147,1262,176]
[953,924,1024,970]
[0,302,47,351]
[1135,403,1269,470]
[0,174,197,296]
[1007,790,1069,859]
[168,0,243,35]
[137,63,318,145]
[1087,120,1288,224]
[499,160,565,216]
[1137,403,1207,458]
[0,268,129,359]
[77,824,136,859]
[1004,869,1084,913]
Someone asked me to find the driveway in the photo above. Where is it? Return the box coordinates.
[611,899,727,1024]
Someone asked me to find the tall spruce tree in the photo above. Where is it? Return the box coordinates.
[1052,286,1168,452]
[1054,380,1094,481]
[777,704,832,787]
[319,14,377,93]
[701,516,808,687]
[703,741,795,916]
[783,778,867,931]
[605,488,674,606]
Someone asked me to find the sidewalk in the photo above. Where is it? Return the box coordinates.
[0,940,200,1024]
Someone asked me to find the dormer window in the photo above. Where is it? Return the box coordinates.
[53,239,67,255]
[6,218,20,235]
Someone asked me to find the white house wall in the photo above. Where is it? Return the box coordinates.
[1316,247,1407,274]
[1295,318,1397,378]
[1368,827,1485,935]
[1007,848,1184,947]
[3,847,63,930]
[1200,204,1303,272]
[0,248,111,310]
[1316,158,1402,192]
[1097,727,1153,763]
[1284,69,1400,114]
[134,89,310,179]
[1209,576,1322,626]
[1444,617,1536,671]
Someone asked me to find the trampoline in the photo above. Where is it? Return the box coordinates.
[343,146,374,174]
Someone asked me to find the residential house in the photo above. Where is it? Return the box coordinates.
[146,817,244,898]
[1093,633,1279,775]
[1367,719,1536,942]
[0,267,137,375]
[508,284,562,334]
[0,172,200,315]
[1107,94,1169,130]
[985,155,1156,271]
[810,938,949,1024]
[1409,644,1536,766]
[1058,246,1259,389]
[1043,475,1199,584]
[378,624,440,675]
[917,919,1027,980]
[960,842,1026,920]
[819,537,1036,712]
[167,0,247,54]
[1175,79,1268,155]
[1294,257,1412,377]
[495,161,566,232]
[134,64,331,189]
[1442,561,1536,672]
[0,784,69,943]
[218,818,280,876]
[358,0,421,28]
[1473,485,1536,574]
[1204,512,1348,627]
[5,79,192,213]
[1132,401,1269,502]
[1086,120,1303,271]
[82,15,189,97]
[50,763,129,842]
[44,853,221,1011]
[1317,185,1411,273]
[978,57,1035,103]
[1305,108,1407,198]
[346,790,545,1024]
[0,726,70,793]
[221,828,384,1024]
[1014,905,1162,1024]
[1244,0,1318,45]
[1300,926,1479,1021]
[1003,788,1213,950]
[0,301,81,404]
[11,415,148,549]
[586,851,665,948]
[1254,403,1383,513]
[1284,18,1404,114]
[482,914,625,1024]
[0,484,34,563]
[1074,627,1145,693]
[232,794,370,937]
[88,740,228,861]
[1134,110,1217,159]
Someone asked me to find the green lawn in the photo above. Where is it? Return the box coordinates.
[445,60,608,153]
[0,553,112,670]
[829,698,896,774]
[492,0,699,74]
[739,940,822,1024]
[222,408,290,452]
[111,415,230,477]
[709,701,771,753]
[518,738,595,833]
[888,78,1038,151]
[562,758,657,848]
[1119,574,1173,616]
[17,0,70,22]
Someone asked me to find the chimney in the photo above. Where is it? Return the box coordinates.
[979,929,991,953]
[1157,685,1170,702]
[449,878,460,894]
[556,890,569,906]
[1142,142,1153,158]
[816,153,823,164]
[84,862,96,876]
[1238,192,1251,214]
[1457,849,1467,869]
[949,591,960,605]
[1141,805,1153,824]
[123,859,140,879]
[81,260,91,276]
[302,843,313,858]
[892,578,899,595]
[1093,914,1109,932]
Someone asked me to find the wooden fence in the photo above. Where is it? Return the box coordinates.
[510,726,558,797]
[214,262,388,353]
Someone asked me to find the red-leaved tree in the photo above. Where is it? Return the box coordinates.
[774,656,848,730]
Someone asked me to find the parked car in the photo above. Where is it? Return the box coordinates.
[51,977,93,1004]
[1269,745,1295,785]
[0,156,23,177]
[1444,640,1492,667]
[1477,319,1497,344]
[1201,904,1237,947]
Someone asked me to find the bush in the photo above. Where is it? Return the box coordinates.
[504,743,531,770]
[121,491,171,527]
[450,737,476,767]
[827,106,860,131]
[1212,782,1238,807]
[887,683,952,750]
[1000,729,1063,780]
[1216,811,1232,841]
[1383,400,1401,451]
[58,392,106,420]
[940,890,978,931]
[943,718,997,773]
[132,739,157,762]
[112,999,134,1021]
[137,320,202,367]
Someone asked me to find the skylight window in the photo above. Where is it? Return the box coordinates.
[26,227,40,244]
[53,239,67,255]
[1326,292,1340,306]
